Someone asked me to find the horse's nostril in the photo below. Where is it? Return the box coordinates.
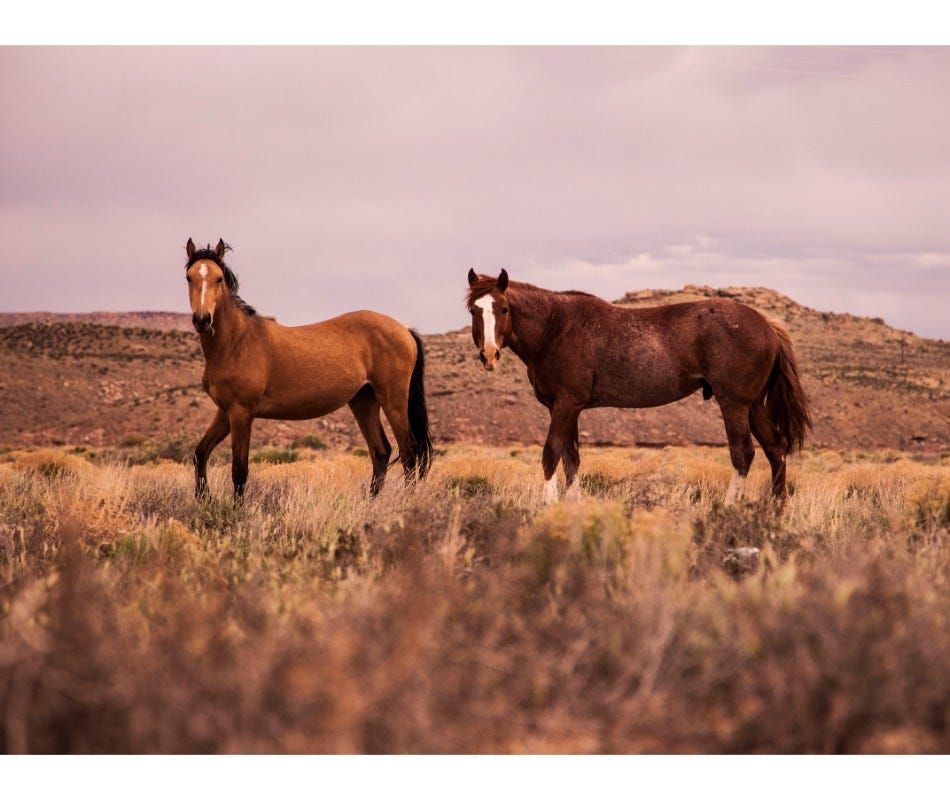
[479,351,487,365]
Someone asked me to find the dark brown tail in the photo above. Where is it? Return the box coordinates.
[765,320,812,451]
[407,330,433,479]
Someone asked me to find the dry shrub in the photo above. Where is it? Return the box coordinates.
[0,446,948,753]
[8,449,92,480]
[905,474,950,533]
[125,433,193,465]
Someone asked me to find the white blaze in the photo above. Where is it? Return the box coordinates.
[474,295,497,349]
[198,263,208,308]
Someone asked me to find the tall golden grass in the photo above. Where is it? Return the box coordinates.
[0,444,948,753]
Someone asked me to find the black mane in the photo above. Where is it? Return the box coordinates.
[185,243,257,317]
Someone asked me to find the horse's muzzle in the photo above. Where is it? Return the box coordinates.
[192,312,213,334]
[479,348,501,371]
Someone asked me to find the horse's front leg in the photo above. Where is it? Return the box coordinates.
[193,407,230,498]
[227,406,255,500]
[541,401,582,504]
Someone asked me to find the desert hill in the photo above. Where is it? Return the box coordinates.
[1,287,947,453]
[0,311,193,332]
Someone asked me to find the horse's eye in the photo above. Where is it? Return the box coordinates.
[186,276,191,283]
[217,277,224,284]
[501,307,509,315]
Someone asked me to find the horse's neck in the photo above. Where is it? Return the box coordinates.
[509,286,558,362]
[199,297,252,362]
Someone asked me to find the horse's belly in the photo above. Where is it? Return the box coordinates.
[591,366,700,409]
[591,385,696,410]
[256,383,361,420]
[256,399,346,421]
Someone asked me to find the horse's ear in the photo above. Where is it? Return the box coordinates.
[215,239,227,259]
[467,268,478,286]
[186,238,196,258]
[497,268,509,293]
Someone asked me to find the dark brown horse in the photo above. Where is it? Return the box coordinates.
[184,239,432,499]
[466,269,811,505]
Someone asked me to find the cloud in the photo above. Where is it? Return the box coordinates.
[1,46,948,337]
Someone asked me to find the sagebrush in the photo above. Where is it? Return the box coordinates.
[0,445,948,753]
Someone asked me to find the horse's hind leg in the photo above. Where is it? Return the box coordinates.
[194,407,230,498]
[717,400,756,505]
[749,398,789,504]
[348,384,393,496]
[376,386,417,484]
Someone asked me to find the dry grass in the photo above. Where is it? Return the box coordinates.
[0,444,948,753]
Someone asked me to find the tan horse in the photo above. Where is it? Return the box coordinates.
[185,239,431,499]
[467,269,811,506]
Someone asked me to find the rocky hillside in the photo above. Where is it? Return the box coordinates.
[0,311,193,331]
[1,287,947,453]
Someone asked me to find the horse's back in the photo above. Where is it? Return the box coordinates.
[264,311,416,375]
[681,298,778,355]
[276,310,414,352]
[244,311,417,419]
[616,298,776,349]
[649,298,780,401]
[555,294,780,407]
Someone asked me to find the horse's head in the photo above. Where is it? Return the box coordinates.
[466,268,511,371]
[184,238,231,334]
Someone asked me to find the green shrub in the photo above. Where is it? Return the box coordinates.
[102,534,154,565]
[446,475,492,497]
[157,433,192,463]
[251,447,299,465]
[291,435,328,451]
[580,471,620,496]
[126,432,193,465]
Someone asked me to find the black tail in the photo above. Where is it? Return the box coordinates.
[766,320,813,451]
[407,330,433,479]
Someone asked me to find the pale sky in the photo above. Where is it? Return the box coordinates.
[2,46,949,338]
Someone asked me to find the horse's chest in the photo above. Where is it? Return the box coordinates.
[202,373,225,405]
[526,367,558,408]
[202,369,259,409]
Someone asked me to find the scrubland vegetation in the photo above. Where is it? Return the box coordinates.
[1,443,948,753]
